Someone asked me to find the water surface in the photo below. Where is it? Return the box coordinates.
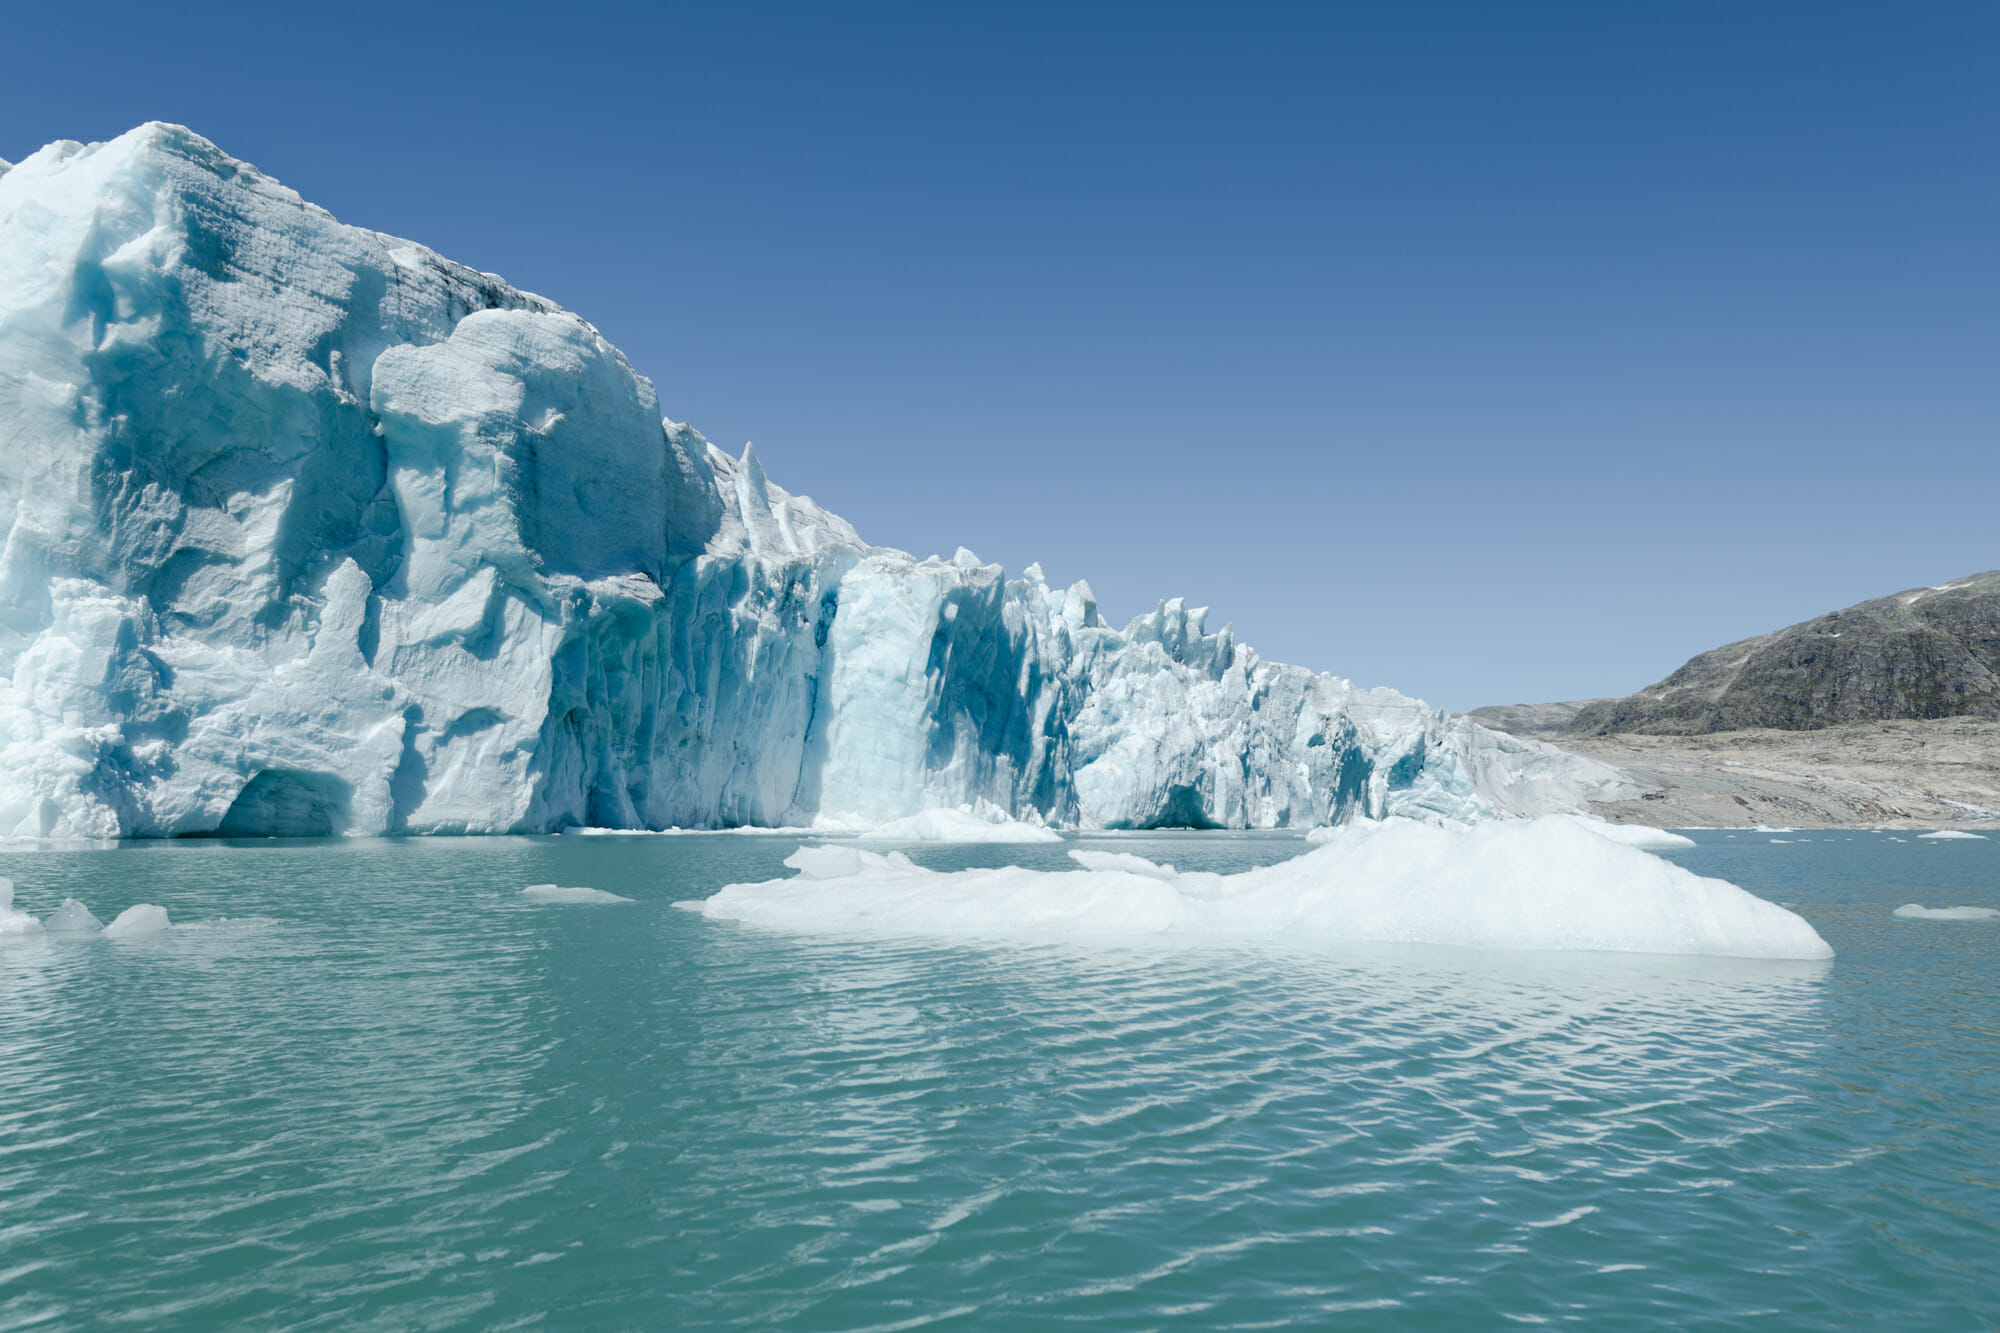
[1,830,1995,1328]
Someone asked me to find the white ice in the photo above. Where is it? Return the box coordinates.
[821,801,1063,844]
[683,815,1834,959]
[102,904,170,937]
[520,884,635,904]
[1550,814,1696,849]
[43,898,104,933]
[0,876,44,935]
[1916,830,1988,840]
[1893,904,2000,920]
[0,124,1631,840]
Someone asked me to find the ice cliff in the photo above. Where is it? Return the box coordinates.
[0,124,1628,838]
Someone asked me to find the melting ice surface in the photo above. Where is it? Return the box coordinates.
[520,884,635,904]
[102,903,171,938]
[1894,903,1999,920]
[0,876,42,935]
[41,897,104,933]
[686,816,1834,959]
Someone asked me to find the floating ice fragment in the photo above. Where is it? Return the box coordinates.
[0,876,45,935]
[684,816,1834,959]
[1893,904,1999,920]
[1067,850,1179,880]
[103,904,171,937]
[1916,830,1988,840]
[520,885,635,904]
[43,898,104,934]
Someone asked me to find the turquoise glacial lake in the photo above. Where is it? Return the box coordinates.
[1,830,1995,1329]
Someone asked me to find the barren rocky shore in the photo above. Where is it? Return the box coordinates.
[1548,719,2000,830]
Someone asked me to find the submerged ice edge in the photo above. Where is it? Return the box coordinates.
[520,884,635,904]
[682,816,1835,961]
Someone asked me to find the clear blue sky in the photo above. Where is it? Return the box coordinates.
[6,2,1996,711]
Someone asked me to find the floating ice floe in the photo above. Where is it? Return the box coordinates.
[103,904,171,938]
[681,816,1834,959]
[520,884,635,904]
[1916,831,1988,841]
[0,877,44,935]
[1893,904,2000,920]
[43,898,105,933]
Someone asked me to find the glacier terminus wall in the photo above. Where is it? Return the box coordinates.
[0,125,1628,838]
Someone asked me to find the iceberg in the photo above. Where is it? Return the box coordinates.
[42,897,104,933]
[682,817,1834,959]
[102,903,170,937]
[0,124,1630,838]
[0,876,44,935]
[1893,903,1999,920]
[520,884,634,904]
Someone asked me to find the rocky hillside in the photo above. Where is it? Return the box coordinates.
[1564,572,2000,735]
[1463,700,1610,740]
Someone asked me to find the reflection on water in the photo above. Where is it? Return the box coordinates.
[0,831,1994,1329]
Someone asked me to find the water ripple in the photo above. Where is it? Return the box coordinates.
[0,833,1995,1328]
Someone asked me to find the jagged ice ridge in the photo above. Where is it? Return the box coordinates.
[0,125,1630,838]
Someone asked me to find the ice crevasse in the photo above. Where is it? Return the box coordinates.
[0,124,1633,838]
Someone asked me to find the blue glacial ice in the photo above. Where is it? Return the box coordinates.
[0,124,1634,838]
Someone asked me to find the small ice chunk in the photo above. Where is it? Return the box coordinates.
[520,884,635,904]
[1893,903,1999,920]
[1068,850,1179,879]
[0,876,46,936]
[43,898,104,934]
[103,904,171,938]
[1916,830,1988,840]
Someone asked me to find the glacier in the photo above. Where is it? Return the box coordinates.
[0,124,1631,839]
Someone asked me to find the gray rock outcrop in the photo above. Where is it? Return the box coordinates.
[1567,572,2000,735]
